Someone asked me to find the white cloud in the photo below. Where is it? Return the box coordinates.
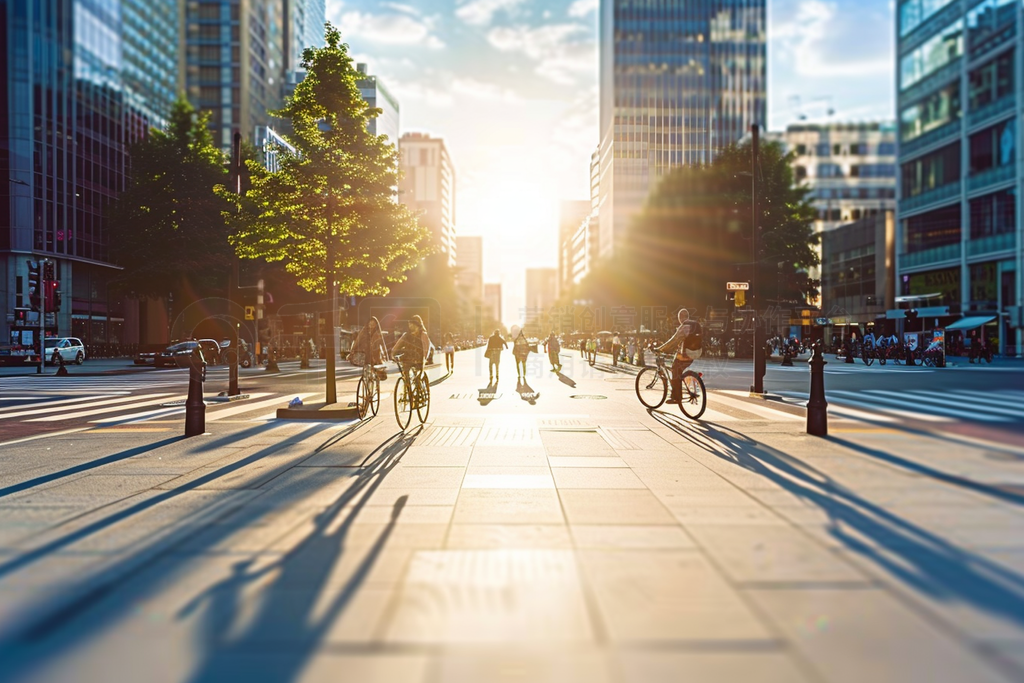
[455,0,528,27]
[772,0,891,77]
[385,76,456,108]
[451,77,523,103]
[487,23,595,84]
[334,9,445,48]
[567,0,598,18]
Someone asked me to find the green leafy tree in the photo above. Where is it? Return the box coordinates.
[222,25,430,403]
[578,140,818,317]
[106,97,232,312]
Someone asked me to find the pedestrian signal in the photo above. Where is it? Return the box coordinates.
[244,305,255,320]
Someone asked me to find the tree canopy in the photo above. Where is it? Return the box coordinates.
[106,97,232,301]
[221,24,430,298]
[577,140,819,316]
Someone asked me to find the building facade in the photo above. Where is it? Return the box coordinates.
[597,0,767,259]
[820,212,897,334]
[1,0,178,349]
[524,267,557,331]
[558,200,590,298]
[399,133,457,266]
[455,235,483,307]
[484,283,502,325]
[895,0,1023,355]
[356,64,399,146]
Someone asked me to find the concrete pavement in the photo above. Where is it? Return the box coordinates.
[0,348,1022,682]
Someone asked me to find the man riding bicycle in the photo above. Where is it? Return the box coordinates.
[656,308,702,405]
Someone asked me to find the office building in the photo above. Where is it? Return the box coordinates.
[895,0,1023,355]
[820,212,896,332]
[182,0,287,152]
[597,0,767,259]
[356,64,400,146]
[1,0,179,348]
[455,235,484,306]
[399,133,457,266]
[771,123,898,233]
[484,283,502,324]
[286,0,326,75]
[558,201,590,298]
[525,268,557,331]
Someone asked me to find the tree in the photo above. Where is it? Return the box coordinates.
[106,97,232,311]
[578,140,818,318]
[222,24,430,404]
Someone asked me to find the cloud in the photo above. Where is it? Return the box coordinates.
[487,23,595,84]
[772,0,892,77]
[334,9,445,48]
[451,77,523,103]
[567,0,598,18]
[455,0,528,27]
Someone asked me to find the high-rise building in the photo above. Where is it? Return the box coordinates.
[356,64,400,146]
[182,0,287,152]
[285,0,326,75]
[525,268,557,330]
[895,0,1023,355]
[456,235,484,306]
[558,201,590,298]
[770,123,898,234]
[597,0,767,258]
[399,133,457,266]
[1,0,179,348]
[484,283,502,324]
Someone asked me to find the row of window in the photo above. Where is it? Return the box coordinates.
[795,164,896,180]
[793,142,897,157]
[903,187,1016,252]
[901,141,961,197]
[813,188,896,200]
[818,208,889,222]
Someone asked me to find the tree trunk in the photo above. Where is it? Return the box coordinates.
[325,258,338,406]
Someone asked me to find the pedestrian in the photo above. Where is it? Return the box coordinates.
[611,331,622,367]
[513,328,531,381]
[545,331,562,373]
[443,332,455,373]
[485,329,506,382]
[580,337,587,358]
[626,337,637,365]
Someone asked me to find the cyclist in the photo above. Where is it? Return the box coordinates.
[391,315,432,379]
[352,316,389,367]
[656,308,702,405]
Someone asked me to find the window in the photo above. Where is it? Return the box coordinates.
[860,163,896,178]
[900,18,964,90]
[849,165,860,177]
[817,163,843,178]
[900,0,957,36]
[900,142,960,197]
[900,81,960,141]
[833,144,841,155]
[795,144,806,155]
[877,142,897,155]
[794,165,807,182]
[966,0,1016,55]
[969,188,1015,237]
[815,143,830,157]
[968,49,1014,111]
[903,204,961,252]
[969,118,1015,174]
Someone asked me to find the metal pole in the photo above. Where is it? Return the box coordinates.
[806,340,828,436]
[228,131,241,396]
[751,125,765,394]
[38,259,46,375]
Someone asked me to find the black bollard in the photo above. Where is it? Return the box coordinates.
[185,346,207,437]
[55,353,69,376]
[845,344,855,364]
[265,345,279,373]
[807,340,828,436]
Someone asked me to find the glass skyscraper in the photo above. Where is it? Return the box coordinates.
[894,0,1023,355]
[1,0,178,347]
[597,0,766,258]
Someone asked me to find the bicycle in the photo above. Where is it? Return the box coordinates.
[634,354,707,420]
[355,361,387,419]
[393,354,431,430]
[861,338,875,366]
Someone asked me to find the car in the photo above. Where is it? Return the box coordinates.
[197,339,221,365]
[134,343,166,365]
[44,337,86,365]
[218,339,254,368]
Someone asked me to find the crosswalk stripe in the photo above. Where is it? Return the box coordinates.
[207,393,318,422]
[91,392,275,424]
[900,390,1024,418]
[28,395,184,422]
[0,394,160,420]
[713,393,803,420]
[832,390,1005,422]
[0,394,116,415]
[781,391,950,422]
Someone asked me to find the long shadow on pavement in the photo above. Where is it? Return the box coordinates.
[0,423,418,682]
[653,412,1024,641]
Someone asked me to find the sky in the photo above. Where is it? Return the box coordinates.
[326,0,896,324]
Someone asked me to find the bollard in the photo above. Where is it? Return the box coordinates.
[55,353,69,376]
[806,340,828,436]
[781,348,794,367]
[185,346,207,437]
[300,343,310,369]
[844,343,855,364]
[265,346,279,373]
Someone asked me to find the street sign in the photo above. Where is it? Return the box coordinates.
[726,282,749,291]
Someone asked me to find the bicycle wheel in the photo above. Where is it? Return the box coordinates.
[863,354,874,366]
[370,378,380,416]
[635,367,667,409]
[394,377,412,430]
[416,374,431,423]
[679,372,707,420]
[878,356,886,365]
[356,377,371,419]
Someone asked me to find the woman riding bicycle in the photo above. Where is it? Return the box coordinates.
[352,316,389,367]
[656,308,702,405]
[391,315,432,377]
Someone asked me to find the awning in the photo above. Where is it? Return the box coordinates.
[945,316,997,331]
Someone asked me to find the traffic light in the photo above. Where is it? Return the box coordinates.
[45,281,59,312]
[905,309,919,321]
[14,308,28,324]
[27,261,40,311]
[42,260,56,282]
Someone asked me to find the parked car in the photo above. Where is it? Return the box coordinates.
[44,337,86,365]
[134,343,166,365]
[218,339,254,368]
[197,339,221,365]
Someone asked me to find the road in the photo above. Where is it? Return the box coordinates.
[0,347,1022,682]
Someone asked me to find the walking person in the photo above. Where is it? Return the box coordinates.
[545,331,562,373]
[485,329,507,382]
[513,328,531,381]
[443,332,456,373]
[611,331,622,367]
[626,337,637,366]
[580,337,587,358]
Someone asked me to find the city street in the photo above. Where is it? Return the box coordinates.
[0,348,1023,682]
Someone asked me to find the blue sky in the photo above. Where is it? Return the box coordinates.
[326,0,896,322]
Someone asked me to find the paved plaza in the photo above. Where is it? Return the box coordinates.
[1,349,1023,682]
